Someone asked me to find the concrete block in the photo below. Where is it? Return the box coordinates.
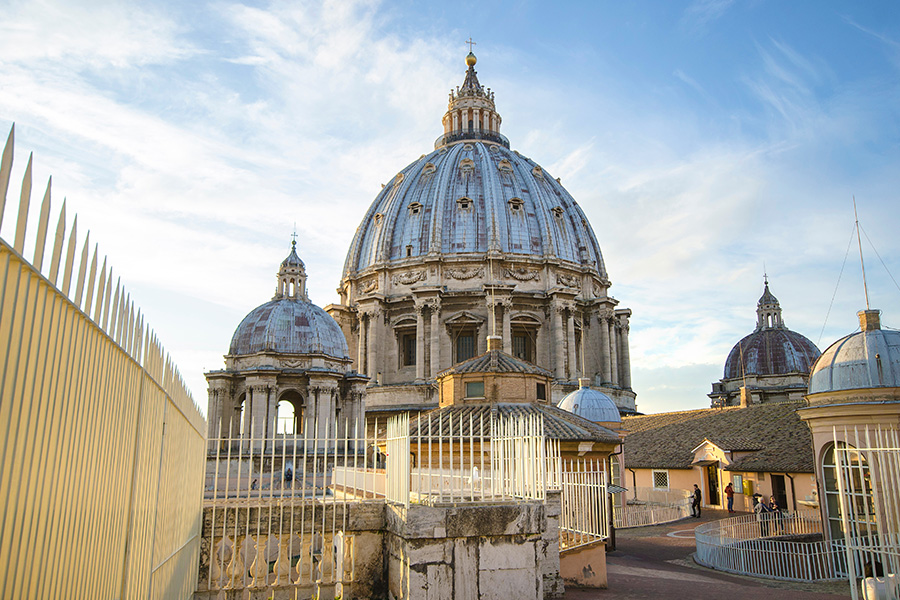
[479,538,535,570]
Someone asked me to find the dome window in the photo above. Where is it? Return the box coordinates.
[463,143,474,151]
[498,159,513,173]
[374,213,384,225]
[422,162,436,176]
[532,166,544,179]
[393,173,405,187]
[457,197,473,211]
[408,202,423,215]
[551,206,564,218]
[459,158,475,173]
[508,197,524,212]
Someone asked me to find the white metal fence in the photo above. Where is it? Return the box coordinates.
[694,511,844,581]
[559,459,608,549]
[0,126,206,599]
[614,487,692,529]
[834,425,900,600]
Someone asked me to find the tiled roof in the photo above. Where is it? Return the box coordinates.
[622,401,813,473]
[408,403,620,444]
[438,350,551,377]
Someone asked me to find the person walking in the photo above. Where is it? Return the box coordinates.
[725,482,735,513]
[691,484,702,518]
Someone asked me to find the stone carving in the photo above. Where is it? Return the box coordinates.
[446,266,484,280]
[505,267,540,281]
[392,270,426,285]
[556,273,580,288]
[359,279,377,294]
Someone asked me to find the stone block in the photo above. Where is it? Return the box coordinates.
[479,538,535,570]
[407,537,451,565]
[478,566,539,600]
[426,563,452,600]
[446,503,541,538]
[454,538,478,600]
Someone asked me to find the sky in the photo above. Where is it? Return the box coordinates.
[1,0,898,414]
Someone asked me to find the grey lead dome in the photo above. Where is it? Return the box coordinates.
[229,299,349,358]
[343,141,607,278]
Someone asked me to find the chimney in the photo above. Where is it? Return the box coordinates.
[578,378,591,389]
[858,309,881,332]
[487,335,502,351]
[739,386,750,408]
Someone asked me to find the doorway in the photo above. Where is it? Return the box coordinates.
[771,474,788,511]
[705,464,720,506]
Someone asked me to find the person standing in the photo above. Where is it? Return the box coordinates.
[725,482,735,513]
[753,493,771,536]
[692,484,702,518]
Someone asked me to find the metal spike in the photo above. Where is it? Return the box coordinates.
[33,177,51,271]
[101,268,113,330]
[93,256,107,323]
[61,216,77,296]
[110,278,121,339]
[0,124,13,231]
[84,243,98,315]
[74,231,90,308]
[48,200,66,285]
[13,152,32,253]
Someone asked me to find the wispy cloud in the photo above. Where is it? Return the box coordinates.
[681,0,735,33]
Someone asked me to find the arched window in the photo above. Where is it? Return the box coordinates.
[277,391,304,435]
[822,442,875,541]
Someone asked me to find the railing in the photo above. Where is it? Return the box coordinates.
[694,511,844,581]
[559,459,608,550]
[434,129,511,149]
[0,125,206,599]
[613,486,692,529]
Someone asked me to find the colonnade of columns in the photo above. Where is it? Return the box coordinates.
[353,297,631,389]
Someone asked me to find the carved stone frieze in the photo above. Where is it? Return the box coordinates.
[392,270,426,285]
[505,267,540,281]
[556,273,580,288]
[359,279,378,294]
[445,266,484,280]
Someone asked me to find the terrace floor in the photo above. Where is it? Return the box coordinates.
[566,508,851,600]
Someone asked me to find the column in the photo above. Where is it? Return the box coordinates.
[502,299,512,355]
[207,387,220,441]
[242,387,253,438]
[251,385,268,450]
[553,302,566,379]
[474,108,481,131]
[357,311,367,376]
[415,302,426,382]
[598,314,611,385]
[367,309,379,384]
[430,300,441,378]
[608,319,619,386]
[566,308,577,380]
[620,319,632,389]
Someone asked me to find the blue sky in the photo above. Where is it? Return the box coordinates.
[1,0,898,414]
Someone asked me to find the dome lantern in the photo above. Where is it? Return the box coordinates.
[437,51,507,149]
[756,276,784,330]
[275,238,307,301]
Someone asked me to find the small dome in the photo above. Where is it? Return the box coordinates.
[281,241,304,269]
[229,298,349,358]
[724,329,821,379]
[558,381,621,423]
[809,310,900,394]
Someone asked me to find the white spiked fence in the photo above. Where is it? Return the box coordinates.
[0,125,206,599]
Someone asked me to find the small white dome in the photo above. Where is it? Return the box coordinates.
[809,310,900,394]
[558,380,621,423]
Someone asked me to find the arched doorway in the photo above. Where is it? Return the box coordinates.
[276,390,304,435]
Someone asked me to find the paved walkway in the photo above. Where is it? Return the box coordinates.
[565,509,850,600]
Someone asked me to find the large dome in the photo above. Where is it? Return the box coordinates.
[809,309,900,394]
[724,329,821,379]
[343,141,606,278]
[230,298,349,358]
[723,281,820,379]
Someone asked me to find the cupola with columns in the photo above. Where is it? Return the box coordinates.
[275,238,307,300]
[437,46,507,149]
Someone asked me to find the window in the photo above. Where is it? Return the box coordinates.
[508,197,524,212]
[465,381,485,398]
[822,443,875,541]
[536,383,546,401]
[400,332,416,367]
[511,326,536,363]
[457,197,473,211]
[652,470,669,490]
[456,331,475,362]
[408,202,422,215]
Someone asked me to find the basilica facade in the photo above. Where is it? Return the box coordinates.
[326,51,636,414]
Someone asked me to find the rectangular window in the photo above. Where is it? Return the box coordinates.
[652,470,669,490]
[401,333,416,367]
[456,332,475,362]
[732,474,743,491]
[465,381,485,398]
[536,382,546,401]
[512,330,534,363]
